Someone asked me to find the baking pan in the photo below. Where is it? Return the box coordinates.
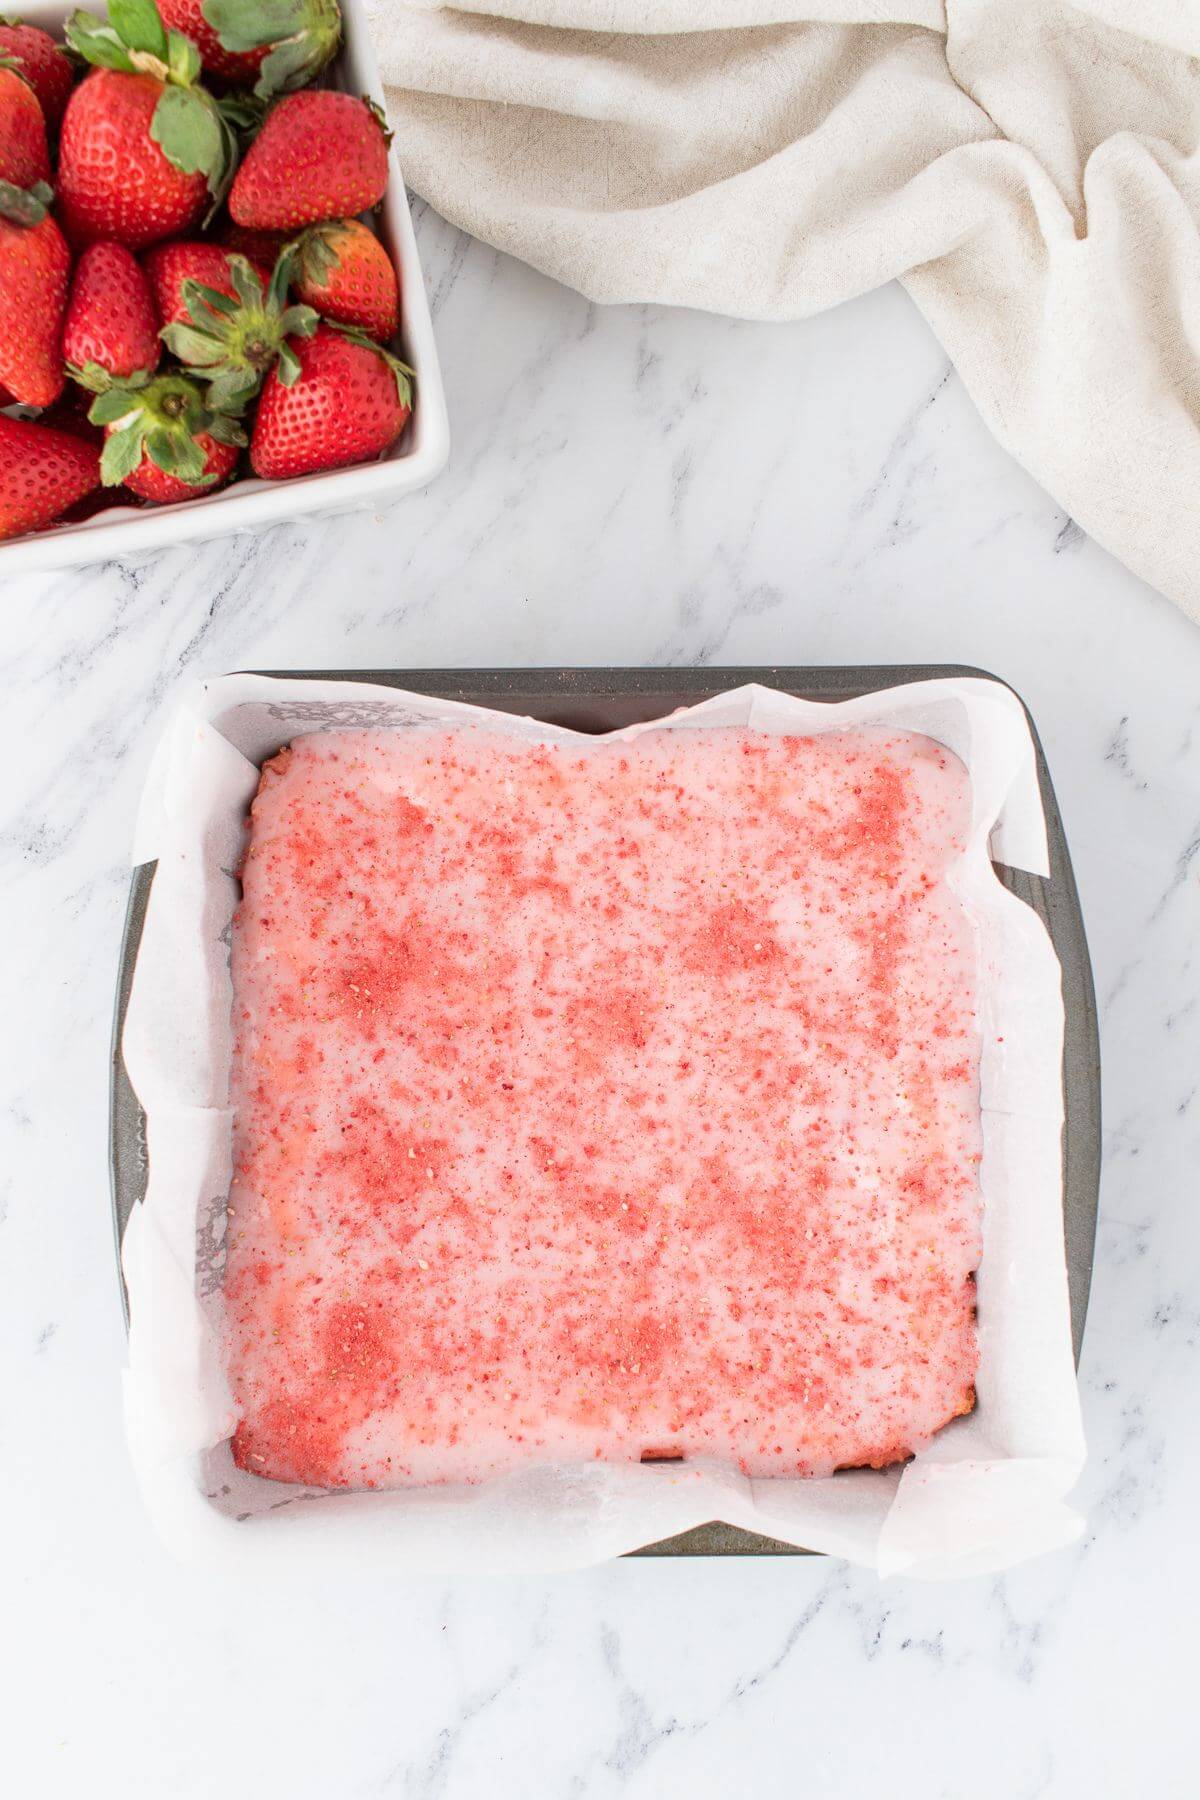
[110,665,1101,1558]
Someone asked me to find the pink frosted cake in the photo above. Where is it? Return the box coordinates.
[225,726,982,1488]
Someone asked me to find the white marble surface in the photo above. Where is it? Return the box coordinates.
[2,196,1197,1797]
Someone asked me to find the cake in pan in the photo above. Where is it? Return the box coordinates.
[224,726,982,1487]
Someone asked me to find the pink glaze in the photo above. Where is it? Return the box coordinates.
[225,726,982,1488]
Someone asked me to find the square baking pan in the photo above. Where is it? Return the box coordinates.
[110,665,1100,1558]
[2,0,449,572]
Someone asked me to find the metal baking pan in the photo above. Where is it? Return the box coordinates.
[110,665,1101,1558]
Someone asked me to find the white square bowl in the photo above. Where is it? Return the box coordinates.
[2,0,449,572]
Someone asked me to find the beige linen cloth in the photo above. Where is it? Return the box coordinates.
[366,0,1200,622]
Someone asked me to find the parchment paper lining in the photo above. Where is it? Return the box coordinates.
[121,676,1084,1577]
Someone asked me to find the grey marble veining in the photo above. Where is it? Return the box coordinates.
[1,193,1196,1797]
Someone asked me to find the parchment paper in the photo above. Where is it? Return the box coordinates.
[121,675,1085,1577]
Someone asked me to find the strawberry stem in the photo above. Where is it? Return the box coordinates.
[160,252,317,412]
[89,369,244,486]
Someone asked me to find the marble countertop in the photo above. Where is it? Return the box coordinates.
[3,198,1196,1798]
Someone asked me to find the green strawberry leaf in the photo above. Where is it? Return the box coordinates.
[88,388,140,426]
[207,412,247,448]
[276,342,301,387]
[229,256,264,308]
[363,96,393,148]
[165,28,201,87]
[297,223,341,287]
[70,5,210,84]
[280,304,319,340]
[160,321,224,366]
[253,33,318,98]
[66,360,114,394]
[205,367,258,413]
[99,420,147,486]
[144,426,179,472]
[209,111,240,211]
[184,278,241,323]
[0,178,52,226]
[151,87,236,210]
[146,422,211,482]
[69,361,155,395]
[108,0,167,58]
[151,86,220,175]
[217,91,267,136]
[184,446,217,483]
[268,243,299,307]
[64,11,137,72]
[204,0,311,46]
[202,0,342,97]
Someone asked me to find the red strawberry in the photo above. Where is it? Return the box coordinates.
[0,180,68,406]
[293,219,399,343]
[156,0,341,97]
[58,9,236,250]
[58,71,204,248]
[63,241,160,388]
[0,21,74,130]
[143,238,268,327]
[89,369,244,502]
[15,386,117,523]
[0,62,50,187]
[0,412,101,540]
[250,322,411,479]
[230,90,388,232]
[155,0,266,87]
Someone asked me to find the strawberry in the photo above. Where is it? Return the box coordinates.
[143,238,268,326]
[229,90,388,232]
[58,3,237,249]
[8,387,116,522]
[0,412,101,539]
[63,241,160,390]
[0,20,74,130]
[156,0,341,98]
[160,249,316,410]
[155,0,266,87]
[89,368,244,500]
[250,321,411,479]
[292,219,399,343]
[0,180,68,406]
[59,70,205,248]
[0,61,50,187]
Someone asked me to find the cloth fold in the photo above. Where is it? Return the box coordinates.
[367,0,1200,621]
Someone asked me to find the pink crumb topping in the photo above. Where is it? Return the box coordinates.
[224,726,982,1488]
